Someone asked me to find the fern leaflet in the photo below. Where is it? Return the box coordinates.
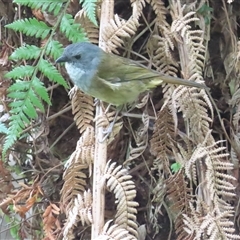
[80,0,98,26]
[60,14,87,42]
[5,66,35,79]
[45,41,63,60]
[0,123,8,134]
[13,0,63,15]
[38,59,68,88]
[9,45,41,60]
[6,18,51,39]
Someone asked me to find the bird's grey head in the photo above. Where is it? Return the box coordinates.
[56,42,102,69]
[56,42,103,86]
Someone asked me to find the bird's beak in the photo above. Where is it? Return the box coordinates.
[56,55,67,63]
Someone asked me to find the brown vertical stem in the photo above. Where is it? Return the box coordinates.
[91,0,114,238]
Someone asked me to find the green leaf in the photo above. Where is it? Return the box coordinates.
[9,45,41,60]
[9,100,25,108]
[0,122,8,134]
[60,14,87,43]
[23,98,37,118]
[8,91,28,99]
[170,162,182,173]
[5,66,34,79]
[45,40,63,60]
[32,77,51,104]
[80,0,98,26]
[8,80,31,92]
[3,118,23,156]
[14,0,64,16]
[6,18,51,39]
[29,87,45,111]
[38,59,68,88]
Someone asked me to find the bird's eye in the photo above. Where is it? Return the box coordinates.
[74,54,81,60]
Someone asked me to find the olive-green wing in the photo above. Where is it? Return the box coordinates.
[97,52,206,89]
[97,53,159,83]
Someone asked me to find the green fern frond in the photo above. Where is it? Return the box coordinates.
[38,59,68,88]
[9,45,41,60]
[3,112,28,154]
[60,14,87,43]
[6,18,51,39]
[80,0,98,26]
[5,66,35,79]
[45,40,63,60]
[13,0,63,15]
[0,122,8,134]
[3,77,52,156]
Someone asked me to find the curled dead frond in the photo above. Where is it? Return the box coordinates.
[64,126,95,168]
[0,181,41,218]
[94,220,136,240]
[104,161,139,238]
[70,88,94,134]
[43,203,61,240]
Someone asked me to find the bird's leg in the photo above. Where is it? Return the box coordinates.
[100,108,121,142]
[97,104,125,143]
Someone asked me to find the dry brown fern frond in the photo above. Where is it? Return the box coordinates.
[171,133,198,184]
[229,88,240,129]
[95,220,136,240]
[126,111,149,162]
[146,0,169,28]
[61,161,88,214]
[164,1,214,144]
[173,87,213,142]
[183,202,240,240]
[151,35,178,75]
[75,9,99,44]
[95,109,123,143]
[182,131,237,239]
[184,131,235,199]
[102,14,139,52]
[165,170,192,219]
[63,191,92,240]
[43,203,61,240]
[165,171,193,240]
[104,161,139,238]
[64,126,95,167]
[131,0,146,19]
[150,105,176,171]
[70,87,94,134]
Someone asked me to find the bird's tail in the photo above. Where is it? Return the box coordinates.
[149,73,207,90]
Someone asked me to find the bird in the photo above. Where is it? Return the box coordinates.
[56,42,206,106]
